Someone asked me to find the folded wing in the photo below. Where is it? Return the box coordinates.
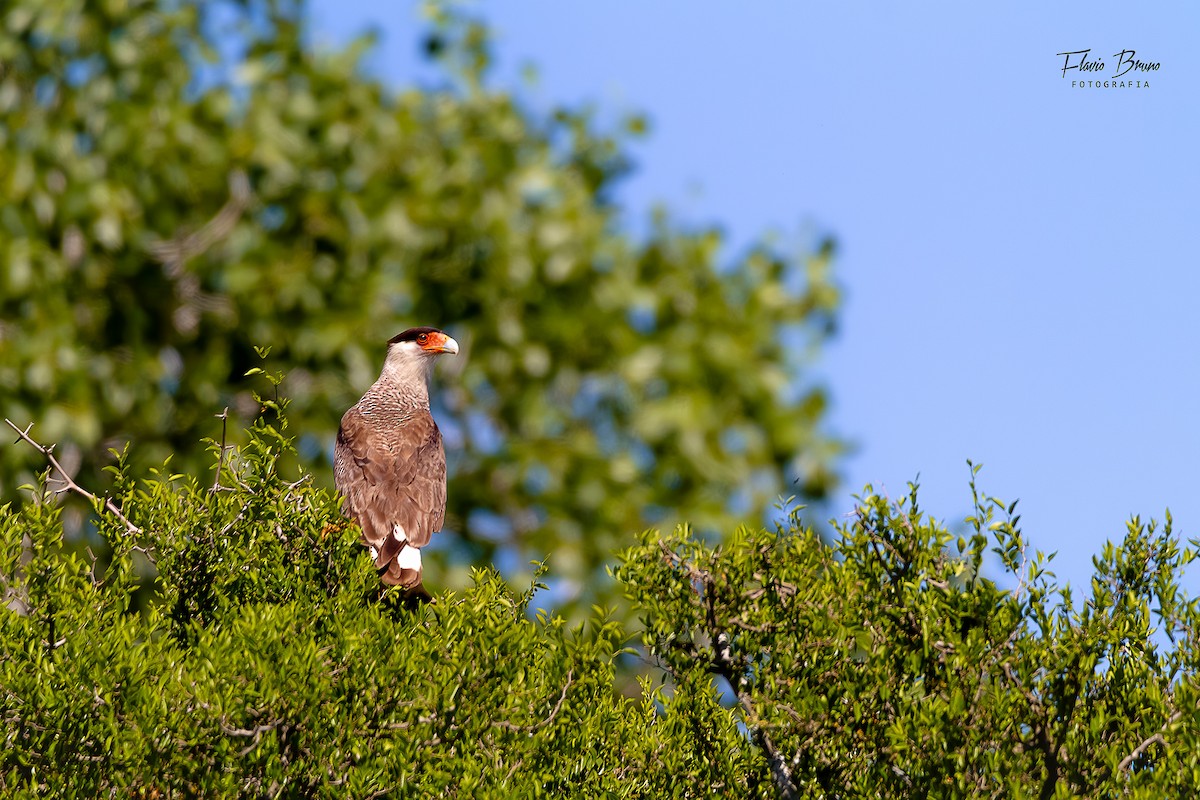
[334,405,446,588]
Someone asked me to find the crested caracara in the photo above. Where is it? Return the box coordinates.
[334,326,459,595]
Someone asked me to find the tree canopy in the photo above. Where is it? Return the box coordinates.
[0,0,841,608]
[3,414,1198,797]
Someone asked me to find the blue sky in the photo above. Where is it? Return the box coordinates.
[309,1,1200,594]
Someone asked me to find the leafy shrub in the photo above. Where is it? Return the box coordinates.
[4,412,1197,797]
[619,470,1200,798]
[0,409,761,798]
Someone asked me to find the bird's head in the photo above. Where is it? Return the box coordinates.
[387,326,460,358]
[379,326,459,394]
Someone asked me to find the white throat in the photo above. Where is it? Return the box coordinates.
[377,344,434,406]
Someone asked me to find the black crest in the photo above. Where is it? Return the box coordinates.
[388,326,443,345]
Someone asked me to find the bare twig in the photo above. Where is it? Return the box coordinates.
[1001,662,1042,709]
[1118,733,1165,772]
[5,419,141,536]
[219,718,281,758]
[85,545,104,587]
[502,757,525,785]
[1010,537,1031,600]
[219,721,279,738]
[211,407,230,494]
[217,498,255,539]
[1119,711,1182,772]
[744,571,798,601]
[493,670,574,734]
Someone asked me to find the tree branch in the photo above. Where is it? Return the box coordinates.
[218,710,284,759]
[5,418,141,536]
[211,407,230,494]
[148,170,252,273]
[493,669,574,734]
[658,542,799,799]
[147,171,250,335]
[711,630,798,800]
[1118,711,1181,772]
[1118,733,1164,772]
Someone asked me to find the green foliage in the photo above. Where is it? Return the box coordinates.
[618,471,1200,798]
[4,408,1199,796]
[0,414,761,798]
[0,0,842,608]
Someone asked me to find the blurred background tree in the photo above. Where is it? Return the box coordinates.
[0,0,841,607]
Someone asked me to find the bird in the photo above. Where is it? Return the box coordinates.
[334,326,459,595]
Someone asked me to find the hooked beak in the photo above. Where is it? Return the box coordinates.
[426,333,459,355]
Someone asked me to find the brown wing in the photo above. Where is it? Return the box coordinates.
[333,405,447,561]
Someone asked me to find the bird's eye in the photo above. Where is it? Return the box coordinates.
[417,333,428,344]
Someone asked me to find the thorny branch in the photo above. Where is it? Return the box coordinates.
[5,418,141,537]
